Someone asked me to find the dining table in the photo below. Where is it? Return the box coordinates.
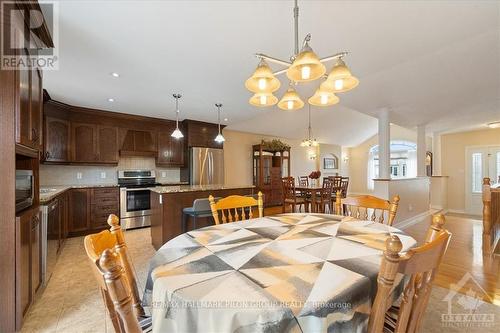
[294,184,327,213]
[143,213,416,333]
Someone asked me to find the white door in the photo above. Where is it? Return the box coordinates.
[465,146,500,215]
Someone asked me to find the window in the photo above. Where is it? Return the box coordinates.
[471,153,482,193]
[367,141,417,190]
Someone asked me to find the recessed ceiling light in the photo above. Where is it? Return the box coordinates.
[108,98,115,102]
[487,121,500,128]
[110,72,120,78]
[224,118,228,122]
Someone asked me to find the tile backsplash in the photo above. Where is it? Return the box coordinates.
[40,157,181,186]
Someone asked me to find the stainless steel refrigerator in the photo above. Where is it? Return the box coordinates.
[190,147,225,185]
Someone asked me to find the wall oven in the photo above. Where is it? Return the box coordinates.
[118,170,159,230]
[16,170,34,212]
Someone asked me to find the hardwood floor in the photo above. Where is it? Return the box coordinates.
[265,205,500,306]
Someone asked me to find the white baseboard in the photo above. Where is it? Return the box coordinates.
[396,210,432,230]
[448,209,466,214]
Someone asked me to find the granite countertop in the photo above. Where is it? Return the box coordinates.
[151,184,255,194]
[39,183,119,204]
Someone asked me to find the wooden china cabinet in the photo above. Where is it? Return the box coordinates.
[253,143,291,207]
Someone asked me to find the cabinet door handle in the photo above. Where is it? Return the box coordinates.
[45,151,50,160]
[31,128,38,142]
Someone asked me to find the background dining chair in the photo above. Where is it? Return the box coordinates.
[84,215,149,332]
[182,197,219,232]
[99,248,152,333]
[281,177,307,213]
[298,176,309,187]
[368,214,451,333]
[310,177,335,213]
[209,192,263,224]
[335,192,400,226]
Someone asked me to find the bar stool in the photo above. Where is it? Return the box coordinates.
[182,198,219,233]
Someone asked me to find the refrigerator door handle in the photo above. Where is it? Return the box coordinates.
[209,152,213,184]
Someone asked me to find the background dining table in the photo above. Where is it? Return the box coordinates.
[294,184,325,213]
[143,213,416,333]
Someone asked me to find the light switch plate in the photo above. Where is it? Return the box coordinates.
[76,172,82,179]
[100,172,106,179]
[161,171,167,178]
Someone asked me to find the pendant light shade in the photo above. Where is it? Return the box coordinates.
[278,86,304,111]
[171,94,184,139]
[249,92,278,107]
[308,81,339,107]
[245,59,281,93]
[326,58,359,93]
[287,42,326,83]
[214,103,225,143]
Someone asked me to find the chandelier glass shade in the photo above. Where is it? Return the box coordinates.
[325,58,359,93]
[171,94,184,139]
[287,43,326,83]
[245,59,281,93]
[249,92,278,107]
[278,86,304,111]
[308,81,339,107]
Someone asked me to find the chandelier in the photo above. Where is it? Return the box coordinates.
[301,104,318,147]
[245,0,358,110]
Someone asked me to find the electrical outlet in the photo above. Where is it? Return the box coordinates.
[100,172,106,179]
[408,204,413,212]
[76,172,82,180]
[161,171,167,178]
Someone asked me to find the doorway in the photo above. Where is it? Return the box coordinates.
[465,146,500,215]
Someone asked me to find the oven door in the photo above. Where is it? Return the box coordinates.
[120,187,152,218]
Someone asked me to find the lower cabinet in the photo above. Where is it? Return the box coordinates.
[16,207,41,327]
[68,187,119,236]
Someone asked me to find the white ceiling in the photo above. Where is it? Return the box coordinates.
[44,0,500,146]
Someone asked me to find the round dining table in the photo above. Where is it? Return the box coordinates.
[143,213,416,333]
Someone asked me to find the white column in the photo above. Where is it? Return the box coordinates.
[378,109,390,179]
[432,133,442,175]
[417,125,427,177]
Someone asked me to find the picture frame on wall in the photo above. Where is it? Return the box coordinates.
[323,156,338,170]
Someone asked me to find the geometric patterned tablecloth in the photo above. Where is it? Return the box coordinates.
[143,214,416,333]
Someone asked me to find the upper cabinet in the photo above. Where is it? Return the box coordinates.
[183,120,224,149]
[97,126,119,163]
[157,125,185,167]
[71,122,97,163]
[44,117,70,162]
[15,49,43,151]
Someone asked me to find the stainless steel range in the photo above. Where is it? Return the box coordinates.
[118,170,160,229]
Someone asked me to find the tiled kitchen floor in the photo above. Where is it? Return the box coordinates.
[22,225,499,333]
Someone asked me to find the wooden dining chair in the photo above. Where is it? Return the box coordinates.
[335,192,400,226]
[98,248,152,333]
[84,215,149,332]
[209,192,263,224]
[368,214,451,333]
[298,176,309,187]
[310,177,335,213]
[281,177,308,213]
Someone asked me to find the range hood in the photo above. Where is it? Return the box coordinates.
[120,129,157,157]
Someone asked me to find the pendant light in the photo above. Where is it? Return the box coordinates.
[171,94,184,139]
[214,103,225,143]
[308,80,339,107]
[245,59,281,93]
[278,84,304,111]
[249,92,278,107]
[287,37,326,83]
[326,58,359,93]
[300,104,318,147]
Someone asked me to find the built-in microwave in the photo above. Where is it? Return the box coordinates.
[16,170,34,212]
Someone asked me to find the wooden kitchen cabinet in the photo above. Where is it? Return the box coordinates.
[183,120,223,149]
[68,189,91,234]
[30,68,43,149]
[71,122,97,163]
[44,117,71,162]
[97,126,119,163]
[157,128,185,167]
[90,187,120,230]
[15,207,42,321]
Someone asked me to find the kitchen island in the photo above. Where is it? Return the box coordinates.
[150,184,255,249]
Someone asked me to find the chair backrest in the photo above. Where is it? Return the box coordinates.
[321,177,335,197]
[328,176,342,189]
[192,197,218,212]
[336,193,400,226]
[282,177,296,199]
[368,214,451,333]
[99,248,142,333]
[84,214,145,331]
[298,176,309,187]
[340,177,349,196]
[209,192,263,224]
